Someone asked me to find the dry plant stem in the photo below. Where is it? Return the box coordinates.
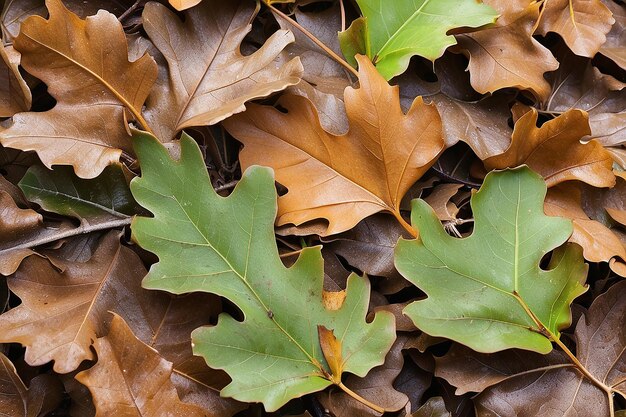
[514,292,616,415]
[392,209,418,238]
[337,381,386,414]
[339,0,346,32]
[264,2,359,79]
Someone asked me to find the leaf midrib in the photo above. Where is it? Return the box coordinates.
[374,0,434,60]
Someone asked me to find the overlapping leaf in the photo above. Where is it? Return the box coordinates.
[338,0,498,80]
[395,167,588,353]
[130,131,395,411]
[0,45,30,117]
[0,0,157,178]
[224,55,444,236]
[141,0,303,142]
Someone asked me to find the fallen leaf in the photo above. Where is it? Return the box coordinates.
[0,353,64,417]
[437,279,626,416]
[395,166,588,353]
[0,45,31,117]
[167,0,201,11]
[483,108,615,188]
[535,0,614,57]
[141,0,302,141]
[411,397,451,417]
[18,164,141,225]
[0,0,157,178]
[130,131,396,411]
[75,314,205,417]
[455,1,559,101]
[338,0,498,79]
[545,182,626,276]
[599,0,626,69]
[423,183,463,222]
[224,55,444,236]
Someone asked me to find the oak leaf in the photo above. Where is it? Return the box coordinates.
[535,0,614,57]
[0,45,30,117]
[437,279,626,416]
[75,314,205,417]
[395,167,588,353]
[141,0,303,141]
[224,55,444,236]
[483,107,615,188]
[0,0,157,178]
[600,0,626,70]
[455,1,559,101]
[130,131,396,411]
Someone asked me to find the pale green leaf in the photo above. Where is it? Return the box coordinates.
[340,0,498,79]
[130,131,395,411]
[395,167,587,354]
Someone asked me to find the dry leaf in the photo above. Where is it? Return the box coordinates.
[75,314,205,417]
[0,0,157,178]
[423,183,463,222]
[0,45,31,117]
[599,0,626,69]
[455,1,559,101]
[142,0,303,141]
[483,107,615,187]
[224,55,444,236]
[535,0,614,57]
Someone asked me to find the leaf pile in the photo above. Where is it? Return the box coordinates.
[0,0,625,416]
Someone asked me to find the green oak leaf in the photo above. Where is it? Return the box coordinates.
[339,0,498,80]
[395,166,587,354]
[18,164,141,224]
[129,131,396,412]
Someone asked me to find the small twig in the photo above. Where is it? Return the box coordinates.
[214,180,239,193]
[339,0,346,32]
[264,2,359,79]
[431,164,482,188]
[118,0,143,23]
[279,249,304,259]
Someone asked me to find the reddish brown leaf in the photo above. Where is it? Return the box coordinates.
[483,107,615,187]
[75,314,205,417]
[224,55,444,236]
[455,1,559,101]
[535,0,614,57]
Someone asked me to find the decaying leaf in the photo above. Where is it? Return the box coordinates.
[142,0,303,141]
[535,0,614,57]
[0,45,31,117]
[483,107,615,188]
[224,55,444,236]
[395,167,588,353]
[338,0,498,79]
[130,131,395,411]
[0,0,157,178]
[411,397,451,417]
[455,1,559,101]
[75,314,205,417]
[437,279,626,416]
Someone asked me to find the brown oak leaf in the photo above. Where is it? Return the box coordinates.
[535,0,614,57]
[224,55,444,236]
[141,0,303,142]
[483,107,615,187]
[454,0,559,101]
[599,0,626,70]
[75,314,205,417]
[0,0,157,178]
[0,45,30,117]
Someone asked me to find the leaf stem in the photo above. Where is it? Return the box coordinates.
[264,2,359,79]
[391,209,418,238]
[337,381,385,414]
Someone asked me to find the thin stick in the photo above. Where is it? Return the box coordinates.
[339,0,346,32]
[265,2,359,79]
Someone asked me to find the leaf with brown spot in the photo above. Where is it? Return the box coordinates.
[0,45,30,117]
[224,55,444,236]
[0,0,157,178]
[454,1,559,101]
[75,314,205,417]
[141,0,303,141]
[535,0,614,57]
[483,108,615,187]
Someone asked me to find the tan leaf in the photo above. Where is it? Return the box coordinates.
[545,183,626,276]
[423,184,463,222]
[535,0,614,57]
[0,46,31,117]
[318,325,344,380]
[483,107,615,187]
[455,1,559,101]
[224,55,444,236]
[75,314,204,417]
[142,0,303,141]
[599,0,626,69]
[167,0,201,11]
[431,94,513,159]
[0,353,64,417]
[0,0,157,178]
